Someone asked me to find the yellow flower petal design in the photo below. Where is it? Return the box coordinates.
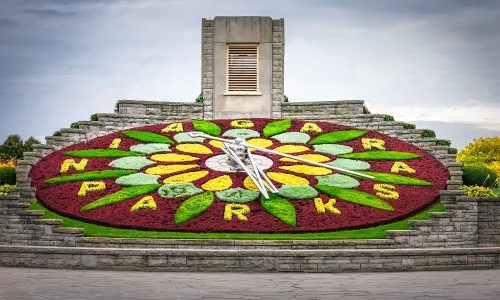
[130,196,157,212]
[247,138,273,148]
[280,154,331,163]
[230,119,254,129]
[201,175,233,191]
[145,164,198,175]
[163,170,209,184]
[209,140,225,149]
[150,153,199,163]
[273,145,309,154]
[176,143,213,155]
[266,172,310,186]
[162,123,183,133]
[243,176,269,192]
[279,165,332,176]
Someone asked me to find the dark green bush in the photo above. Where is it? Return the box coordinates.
[436,139,451,146]
[362,106,371,114]
[53,130,62,136]
[0,167,16,185]
[462,164,498,187]
[421,129,436,138]
[283,95,289,103]
[114,102,120,113]
[403,123,416,130]
[383,115,395,121]
[195,92,203,103]
[70,122,80,129]
[448,147,458,154]
[90,114,99,121]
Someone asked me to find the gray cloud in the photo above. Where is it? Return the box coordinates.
[22,8,77,18]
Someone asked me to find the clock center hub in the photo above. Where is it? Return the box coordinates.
[205,154,274,173]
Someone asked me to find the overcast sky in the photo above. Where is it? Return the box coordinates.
[1,0,499,149]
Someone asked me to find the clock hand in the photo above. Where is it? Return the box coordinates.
[246,148,279,193]
[221,143,271,198]
[241,141,375,180]
[188,132,374,180]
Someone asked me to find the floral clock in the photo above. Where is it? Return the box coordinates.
[30,119,448,233]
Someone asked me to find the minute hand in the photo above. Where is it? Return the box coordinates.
[241,141,375,180]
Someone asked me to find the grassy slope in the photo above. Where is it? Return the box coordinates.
[29,202,444,240]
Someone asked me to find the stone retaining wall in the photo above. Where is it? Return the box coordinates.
[1,245,499,272]
[478,199,500,246]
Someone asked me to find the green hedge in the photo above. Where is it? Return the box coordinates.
[0,167,16,185]
[462,164,498,187]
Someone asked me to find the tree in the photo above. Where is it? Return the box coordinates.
[0,135,40,160]
[23,136,40,153]
[0,135,23,160]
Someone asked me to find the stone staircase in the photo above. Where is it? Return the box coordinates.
[1,99,500,272]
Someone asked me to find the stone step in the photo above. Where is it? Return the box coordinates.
[33,219,63,226]
[52,227,85,235]
[76,237,398,250]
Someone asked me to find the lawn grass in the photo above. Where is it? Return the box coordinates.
[29,202,444,240]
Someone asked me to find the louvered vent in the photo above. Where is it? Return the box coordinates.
[227,44,259,92]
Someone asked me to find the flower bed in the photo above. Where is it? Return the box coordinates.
[31,119,448,233]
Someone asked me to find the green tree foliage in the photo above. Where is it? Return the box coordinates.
[0,135,40,160]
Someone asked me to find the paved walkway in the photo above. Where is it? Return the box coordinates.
[0,267,499,299]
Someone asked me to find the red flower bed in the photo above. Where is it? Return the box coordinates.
[31,119,449,233]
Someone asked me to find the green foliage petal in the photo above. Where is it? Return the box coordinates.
[193,120,222,136]
[272,132,310,144]
[263,119,292,137]
[109,157,155,170]
[115,173,160,186]
[328,159,371,171]
[356,171,433,186]
[81,184,161,212]
[175,192,215,225]
[174,133,205,143]
[278,185,318,200]
[45,170,136,185]
[129,143,171,154]
[338,151,422,160]
[261,194,296,227]
[313,144,353,155]
[216,188,260,203]
[315,174,360,188]
[309,130,368,145]
[222,129,260,139]
[65,149,142,158]
[158,183,203,199]
[316,185,394,211]
[122,130,174,144]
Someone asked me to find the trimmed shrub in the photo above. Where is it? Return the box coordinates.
[283,95,289,102]
[462,164,498,187]
[448,148,458,154]
[195,92,203,103]
[436,139,451,146]
[403,123,416,130]
[0,167,16,185]
[70,122,80,129]
[362,106,371,114]
[383,115,395,121]
[53,130,62,136]
[421,129,436,138]
[90,114,99,121]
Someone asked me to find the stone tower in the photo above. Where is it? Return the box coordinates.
[201,16,284,120]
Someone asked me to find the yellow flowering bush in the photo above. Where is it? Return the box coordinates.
[462,185,498,198]
[0,184,15,195]
[0,158,16,168]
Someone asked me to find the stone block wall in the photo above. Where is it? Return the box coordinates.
[271,18,284,118]
[282,100,365,119]
[478,199,500,246]
[201,19,214,120]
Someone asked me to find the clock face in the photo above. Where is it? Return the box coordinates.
[31,119,448,233]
